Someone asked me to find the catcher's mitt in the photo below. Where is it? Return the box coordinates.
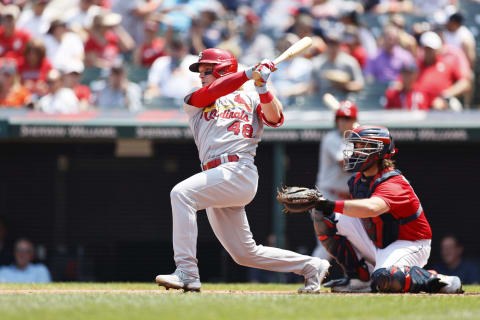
[276,186,324,213]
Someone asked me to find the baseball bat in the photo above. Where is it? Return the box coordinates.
[322,93,341,111]
[252,36,313,85]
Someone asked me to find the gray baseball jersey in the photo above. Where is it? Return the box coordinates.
[169,86,325,280]
[316,129,352,198]
[184,89,264,164]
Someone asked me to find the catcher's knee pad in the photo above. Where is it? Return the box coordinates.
[371,266,440,293]
[313,210,369,281]
[312,209,337,237]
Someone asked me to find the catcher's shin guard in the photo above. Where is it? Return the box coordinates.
[371,266,446,293]
[313,210,370,281]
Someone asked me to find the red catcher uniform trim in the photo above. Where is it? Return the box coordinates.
[350,169,432,248]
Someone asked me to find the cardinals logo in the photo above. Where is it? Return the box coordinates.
[234,94,252,112]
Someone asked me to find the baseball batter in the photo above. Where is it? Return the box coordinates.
[312,101,358,260]
[155,48,330,293]
[278,125,463,294]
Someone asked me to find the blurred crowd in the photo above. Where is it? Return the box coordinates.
[0,0,478,113]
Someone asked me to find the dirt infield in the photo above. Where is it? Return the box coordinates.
[0,289,477,295]
[0,289,292,294]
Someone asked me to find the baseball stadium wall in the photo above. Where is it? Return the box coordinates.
[0,108,479,282]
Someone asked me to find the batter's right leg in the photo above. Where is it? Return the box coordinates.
[206,206,330,293]
[169,181,201,277]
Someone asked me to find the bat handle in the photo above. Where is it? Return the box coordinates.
[252,70,264,87]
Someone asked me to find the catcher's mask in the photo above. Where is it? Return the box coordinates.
[343,125,396,172]
[189,48,238,78]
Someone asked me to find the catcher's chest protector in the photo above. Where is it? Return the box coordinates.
[348,169,421,248]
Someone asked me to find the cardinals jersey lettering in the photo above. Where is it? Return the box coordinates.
[184,90,265,164]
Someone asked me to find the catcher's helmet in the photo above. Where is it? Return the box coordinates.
[189,48,238,78]
[343,125,396,172]
[336,100,358,120]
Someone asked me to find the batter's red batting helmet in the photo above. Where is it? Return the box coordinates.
[336,100,358,119]
[343,125,396,172]
[189,48,238,78]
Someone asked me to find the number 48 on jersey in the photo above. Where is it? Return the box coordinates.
[228,121,253,138]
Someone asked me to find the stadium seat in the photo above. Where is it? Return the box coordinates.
[353,81,390,110]
[81,67,103,85]
[143,96,184,110]
[126,64,150,85]
[361,13,387,38]
[460,0,480,32]
[281,94,334,111]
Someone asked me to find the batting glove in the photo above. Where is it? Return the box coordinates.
[255,59,276,83]
[244,59,276,81]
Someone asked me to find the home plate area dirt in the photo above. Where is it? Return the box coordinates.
[0,289,476,295]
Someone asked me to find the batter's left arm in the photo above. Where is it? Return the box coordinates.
[250,59,284,125]
[260,95,283,124]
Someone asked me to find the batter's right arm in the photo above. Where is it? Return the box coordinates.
[188,71,250,108]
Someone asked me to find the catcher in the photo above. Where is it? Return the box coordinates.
[277,125,463,293]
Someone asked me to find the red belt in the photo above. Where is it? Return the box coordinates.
[328,189,350,200]
[202,155,239,171]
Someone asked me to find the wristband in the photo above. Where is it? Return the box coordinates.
[334,200,345,214]
[255,83,268,94]
[259,91,273,104]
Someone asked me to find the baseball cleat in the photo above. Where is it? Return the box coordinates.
[437,274,463,294]
[298,258,330,294]
[324,278,372,293]
[156,269,201,292]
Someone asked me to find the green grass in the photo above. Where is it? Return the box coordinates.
[0,283,478,320]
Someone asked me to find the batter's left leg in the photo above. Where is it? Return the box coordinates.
[206,206,330,292]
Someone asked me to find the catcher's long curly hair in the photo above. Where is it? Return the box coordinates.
[379,159,396,171]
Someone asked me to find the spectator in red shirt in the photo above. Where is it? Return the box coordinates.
[61,60,91,110]
[384,63,430,110]
[415,31,470,110]
[84,11,134,69]
[0,5,31,63]
[132,20,166,67]
[434,26,474,109]
[17,38,52,98]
